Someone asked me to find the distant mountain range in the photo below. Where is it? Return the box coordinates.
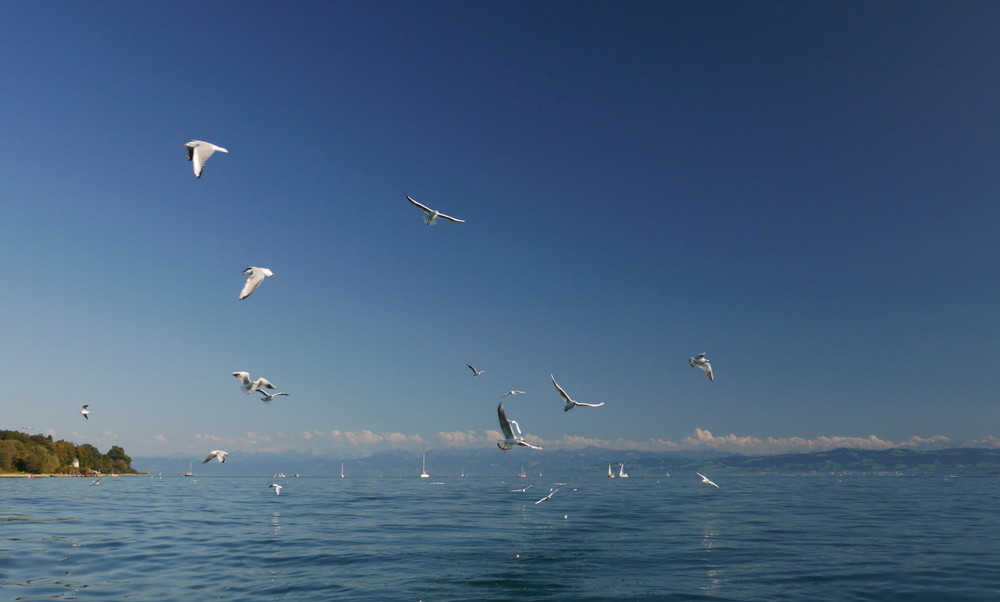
[134,446,1000,477]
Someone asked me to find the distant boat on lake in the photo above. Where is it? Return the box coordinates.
[420,454,429,478]
[608,463,615,478]
[340,462,345,478]
[518,465,527,478]
[184,462,193,477]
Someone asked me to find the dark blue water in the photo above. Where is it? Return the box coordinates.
[2,475,999,600]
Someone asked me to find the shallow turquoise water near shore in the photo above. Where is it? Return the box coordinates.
[2,474,999,600]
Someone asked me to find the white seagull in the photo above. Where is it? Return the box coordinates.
[184,140,228,178]
[239,266,274,300]
[511,484,534,493]
[233,371,276,395]
[496,403,543,452]
[90,476,103,486]
[467,364,485,377]
[269,483,283,495]
[203,450,229,464]
[80,405,91,420]
[257,390,290,404]
[500,390,526,399]
[534,487,561,504]
[550,375,605,411]
[407,195,465,225]
[689,353,714,382]
[698,472,720,488]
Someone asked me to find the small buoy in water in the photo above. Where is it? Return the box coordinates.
[564,515,568,519]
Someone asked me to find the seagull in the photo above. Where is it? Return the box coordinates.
[698,472,720,488]
[496,403,543,452]
[467,364,485,377]
[550,375,605,411]
[90,476,103,486]
[233,371,276,395]
[239,267,274,300]
[511,484,534,493]
[689,353,714,382]
[184,140,228,178]
[80,405,91,420]
[257,390,290,404]
[534,487,561,504]
[407,195,465,225]
[500,390,526,399]
[203,450,229,464]
[269,483,282,495]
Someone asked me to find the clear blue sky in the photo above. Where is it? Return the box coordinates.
[2,1,997,458]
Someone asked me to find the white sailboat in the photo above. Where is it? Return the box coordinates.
[619,462,629,478]
[420,453,429,478]
[184,462,193,477]
[607,463,615,478]
[340,462,345,478]
[518,465,527,479]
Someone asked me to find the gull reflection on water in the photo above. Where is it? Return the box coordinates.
[699,522,724,594]
[271,512,282,536]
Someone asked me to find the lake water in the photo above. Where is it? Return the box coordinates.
[2,474,999,600]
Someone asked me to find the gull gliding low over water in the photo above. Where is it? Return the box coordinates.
[698,472,720,488]
[407,195,465,225]
[80,405,91,420]
[269,483,282,495]
[233,371,276,395]
[203,450,229,464]
[184,140,228,179]
[534,487,560,504]
[550,375,605,411]
[239,267,273,300]
[689,353,714,382]
[496,403,543,452]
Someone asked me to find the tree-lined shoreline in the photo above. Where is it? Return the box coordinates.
[0,430,138,475]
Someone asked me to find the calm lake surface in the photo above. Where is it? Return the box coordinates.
[2,474,999,600]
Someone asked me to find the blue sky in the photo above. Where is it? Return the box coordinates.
[2,1,997,458]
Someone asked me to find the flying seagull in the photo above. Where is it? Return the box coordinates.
[184,140,228,178]
[534,487,561,504]
[496,403,543,452]
[91,476,103,486]
[511,484,534,493]
[80,405,91,420]
[257,390,290,404]
[407,195,465,225]
[233,371,276,395]
[689,353,714,382]
[467,364,485,377]
[698,472,720,488]
[203,450,229,464]
[550,375,605,411]
[269,483,283,496]
[500,390,526,399]
[239,267,274,300]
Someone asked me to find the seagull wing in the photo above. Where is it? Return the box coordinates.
[435,212,465,223]
[704,363,714,382]
[497,404,515,439]
[407,195,433,215]
[518,440,543,450]
[191,143,216,178]
[550,375,572,404]
[203,452,217,463]
[575,401,605,408]
[256,378,276,390]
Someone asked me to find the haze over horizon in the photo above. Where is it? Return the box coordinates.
[2,2,997,459]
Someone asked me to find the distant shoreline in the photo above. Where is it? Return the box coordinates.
[0,473,148,478]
